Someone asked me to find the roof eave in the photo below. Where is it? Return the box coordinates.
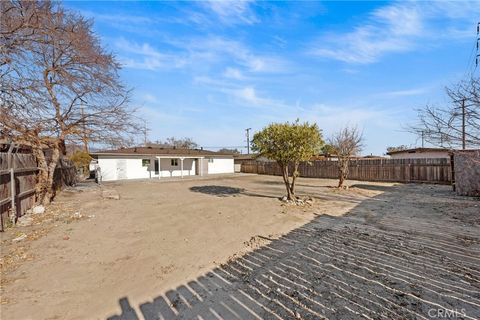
[90,152,233,158]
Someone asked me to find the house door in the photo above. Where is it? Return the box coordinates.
[154,159,159,175]
[116,159,127,179]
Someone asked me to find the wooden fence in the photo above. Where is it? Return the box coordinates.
[0,153,37,230]
[241,158,452,184]
[0,152,77,231]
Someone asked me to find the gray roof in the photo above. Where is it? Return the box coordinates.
[90,146,234,157]
[386,147,451,155]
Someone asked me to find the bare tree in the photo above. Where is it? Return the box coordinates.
[0,1,45,67]
[411,77,480,149]
[1,1,141,204]
[147,137,199,149]
[165,137,199,149]
[386,145,410,153]
[217,148,240,154]
[330,126,364,188]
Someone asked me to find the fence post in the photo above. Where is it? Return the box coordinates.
[10,167,15,222]
[450,154,455,192]
[7,144,16,223]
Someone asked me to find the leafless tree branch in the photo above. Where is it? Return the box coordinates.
[1,0,142,204]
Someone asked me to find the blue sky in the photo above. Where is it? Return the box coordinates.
[65,1,480,155]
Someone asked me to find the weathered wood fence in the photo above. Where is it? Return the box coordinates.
[241,158,452,184]
[0,152,77,231]
[0,152,37,230]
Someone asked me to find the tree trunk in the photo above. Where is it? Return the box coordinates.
[59,139,67,156]
[33,143,60,205]
[32,144,49,204]
[338,173,345,188]
[42,146,60,205]
[338,158,349,188]
[279,162,293,200]
[290,162,299,198]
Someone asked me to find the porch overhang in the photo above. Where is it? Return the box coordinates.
[155,156,204,178]
[154,156,205,159]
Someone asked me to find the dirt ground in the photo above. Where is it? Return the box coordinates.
[0,174,479,320]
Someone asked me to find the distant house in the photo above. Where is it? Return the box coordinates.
[90,147,234,181]
[361,155,387,159]
[387,147,451,159]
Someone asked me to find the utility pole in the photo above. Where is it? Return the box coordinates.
[421,130,424,148]
[451,97,468,150]
[245,128,251,154]
[461,98,466,150]
[476,22,480,69]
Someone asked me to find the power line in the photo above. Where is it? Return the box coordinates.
[475,22,480,73]
[463,22,480,78]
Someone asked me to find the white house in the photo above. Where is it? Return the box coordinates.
[387,147,451,159]
[90,147,234,181]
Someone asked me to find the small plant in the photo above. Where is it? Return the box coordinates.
[70,151,92,176]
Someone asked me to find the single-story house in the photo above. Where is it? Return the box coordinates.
[90,147,234,181]
[387,147,451,159]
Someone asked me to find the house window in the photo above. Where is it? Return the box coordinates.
[171,159,178,166]
[142,159,150,167]
[208,158,214,163]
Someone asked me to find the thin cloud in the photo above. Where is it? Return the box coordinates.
[223,67,245,80]
[309,1,480,64]
[166,36,290,73]
[114,38,187,70]
[201,0,259,25]
[193,78,287,109]
[233,86,275,106]
[187,37,289,73]
[142,93,159,104]
[378,88,428,98]
[114,35,290,74]
[310,3,422,64]
[80,10,154,25]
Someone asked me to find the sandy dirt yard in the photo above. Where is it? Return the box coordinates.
[0,174,479,320]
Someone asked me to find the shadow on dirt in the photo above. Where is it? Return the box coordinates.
[350,184,396,192]
[189,185,279,199]
[189,185,245,197]
[107,184,480,320]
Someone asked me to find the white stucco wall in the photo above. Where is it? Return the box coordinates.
[207,158,234,174]
[389,152,449,159]
[97,157,151,181]
[96,158,116,181]
[96,156,200,181]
